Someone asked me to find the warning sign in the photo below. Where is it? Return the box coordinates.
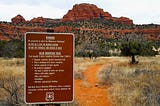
[25,32,74,104]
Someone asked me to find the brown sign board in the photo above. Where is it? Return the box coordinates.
[25,32,74,104]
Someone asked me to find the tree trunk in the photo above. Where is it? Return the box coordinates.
[131,55,136,64]
[15,92,19,104]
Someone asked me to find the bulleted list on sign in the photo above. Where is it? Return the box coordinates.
[25,33,74,104]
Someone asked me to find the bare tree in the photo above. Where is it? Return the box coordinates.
[0,72,23,106]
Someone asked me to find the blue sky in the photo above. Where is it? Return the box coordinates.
[0,0,160,24]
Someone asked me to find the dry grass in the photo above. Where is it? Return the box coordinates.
[97,56,160,106]
[0,58,24,105]
[0,58,80,106]
[1,56,160,106]
[74,57,108,80]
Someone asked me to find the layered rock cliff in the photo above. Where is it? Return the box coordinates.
[62,3,133,24]
[62,3,112,22]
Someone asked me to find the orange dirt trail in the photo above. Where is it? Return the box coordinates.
[74,64,110,106]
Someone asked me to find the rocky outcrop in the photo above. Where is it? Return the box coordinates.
[30,17,61,23]
[0,35,10,41]
[30,17,45,23]
[11,4,133,25]
[62,3,112,22]
[62,3,133,24]
[11,14,26,23]
[112,17,133,25]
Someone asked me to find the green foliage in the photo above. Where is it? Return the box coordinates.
[0,40,7,57]
[75,34,111,57]
[121,41,158,64]
[121,41,158,57]
[121,41,141,56]
[0,40,24,58]
[0,18,159,58]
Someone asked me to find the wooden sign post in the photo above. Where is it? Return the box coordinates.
[25,32,74,104]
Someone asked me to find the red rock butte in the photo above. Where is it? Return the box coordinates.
[62,3,133,24]
[62,3,112,21]
[11,14,26,23]
[11,3,133,25]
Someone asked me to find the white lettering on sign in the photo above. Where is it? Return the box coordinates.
[25,33,74,104]
[46,36,55,40]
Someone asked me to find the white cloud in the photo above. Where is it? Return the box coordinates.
[0,0,40,5]
[0,0,160,24]
[0,3,67,22]
[100,0,160,24]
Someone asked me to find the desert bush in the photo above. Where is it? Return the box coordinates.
[97,58,160,106]
[0,40,24,58]
[74,57,108,80]
[108,69,160,106]
[0,71,24,106]
[74,58,96,80]
[74,64,85,80]
[97,63,113,85]
[0,58,24,106]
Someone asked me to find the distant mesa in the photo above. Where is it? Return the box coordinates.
[11,14,26,23]
[62,3,133,24]
[11,3,133,25]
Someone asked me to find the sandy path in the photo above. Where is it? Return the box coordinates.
[74,64,110,106]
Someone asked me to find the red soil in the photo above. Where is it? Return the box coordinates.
[74,64,110,106]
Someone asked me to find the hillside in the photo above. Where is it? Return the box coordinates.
[0,3,160,57]
[0,18,160,41]
[0,3,160,41]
